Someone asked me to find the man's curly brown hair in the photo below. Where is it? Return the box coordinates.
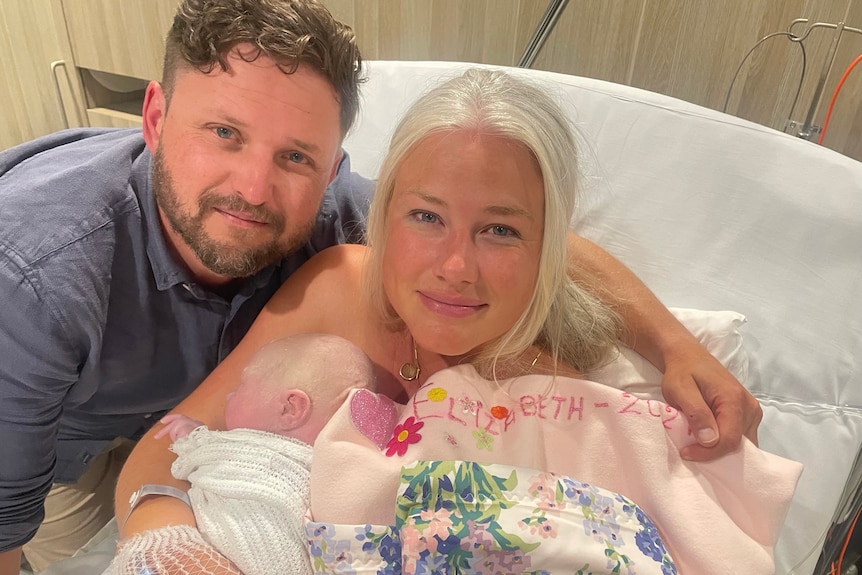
[162,0,364,136]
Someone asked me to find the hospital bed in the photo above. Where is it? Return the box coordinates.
[42,60,862,575]
[346,60,862,574]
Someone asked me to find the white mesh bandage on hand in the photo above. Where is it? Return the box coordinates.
[104,525,242,575]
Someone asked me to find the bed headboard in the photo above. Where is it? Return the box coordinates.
[344,60,862,575]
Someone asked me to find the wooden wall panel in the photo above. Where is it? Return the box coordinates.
[322,0,860,160]
[0,0,86,151]
[726,0,806,130]
[631,0,796,124]
[5,0,859,159]
[628,0,685,94]
[675,3,771,110]
[397,1,434,59]
[368,0,395,57]
[531,0,644,84]
[321,0,354,28]
[62,0,177,80]
[477,0,522,65]
[429,0,483,62]
[0,3,31,149]
[350,0,388,59]
[330,0,524,65]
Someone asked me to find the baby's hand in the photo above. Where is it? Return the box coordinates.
[154,413,205,442]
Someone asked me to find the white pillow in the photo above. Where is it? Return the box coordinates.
[588,308,748,399]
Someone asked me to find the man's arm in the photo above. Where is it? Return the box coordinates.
[0,259,82,575]
[568,233,762,461]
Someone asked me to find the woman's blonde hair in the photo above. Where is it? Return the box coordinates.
[364,68,619,375]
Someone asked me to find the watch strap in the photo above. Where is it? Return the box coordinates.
[121,483,192,529]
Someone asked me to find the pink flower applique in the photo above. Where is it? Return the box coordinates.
[460,395,478,415]
[386,416,424,457]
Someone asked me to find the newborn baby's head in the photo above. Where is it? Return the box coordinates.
[224,333,375,444]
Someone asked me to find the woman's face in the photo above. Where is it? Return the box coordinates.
[382,130,544,358]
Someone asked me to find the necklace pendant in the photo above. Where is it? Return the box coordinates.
[399,362,420,381]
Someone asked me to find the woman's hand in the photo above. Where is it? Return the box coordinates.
[564,233,763,461]
[659,342,762,461]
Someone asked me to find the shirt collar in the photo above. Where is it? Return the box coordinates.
[132,149,196,291]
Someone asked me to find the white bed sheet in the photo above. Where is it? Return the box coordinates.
[344,60,862,575]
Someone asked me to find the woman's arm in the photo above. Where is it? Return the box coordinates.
[115,245,366,538]
[567,233,762,461]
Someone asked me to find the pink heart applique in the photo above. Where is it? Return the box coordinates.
[349,389,398,450]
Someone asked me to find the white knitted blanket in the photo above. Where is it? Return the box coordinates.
[170,427,313,575]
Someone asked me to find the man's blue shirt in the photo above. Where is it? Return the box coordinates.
[0,128,372,549]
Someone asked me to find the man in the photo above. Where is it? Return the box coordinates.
[0,0,759,573]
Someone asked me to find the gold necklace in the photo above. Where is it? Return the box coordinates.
[398,337,542,382]
[398,337,421,381]
[529,348,542,369]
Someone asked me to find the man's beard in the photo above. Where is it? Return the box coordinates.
[152,147,315,278]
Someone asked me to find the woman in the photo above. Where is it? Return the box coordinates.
[112,69,781,574]
[300,69,797,575]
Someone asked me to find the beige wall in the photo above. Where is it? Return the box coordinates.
[327,0,862,161]
[62,0,177,80]
[2,0,860,161]
[0,0,87,150]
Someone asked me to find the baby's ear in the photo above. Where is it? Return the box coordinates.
[278,389,312,431]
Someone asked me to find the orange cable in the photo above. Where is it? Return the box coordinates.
[818,53,862,145]
[836,505,862,574]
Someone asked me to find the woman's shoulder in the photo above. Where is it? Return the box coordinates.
[307,242,368,270]
[282,244,367,291]
[257,244,371,335]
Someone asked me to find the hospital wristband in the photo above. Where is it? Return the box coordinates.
[121,484,193,529]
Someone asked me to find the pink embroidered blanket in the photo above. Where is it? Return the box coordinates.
[311,365,802,574]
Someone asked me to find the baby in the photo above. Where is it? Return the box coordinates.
[153,332,375,575]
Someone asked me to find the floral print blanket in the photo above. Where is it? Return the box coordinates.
[306,460,676,575]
